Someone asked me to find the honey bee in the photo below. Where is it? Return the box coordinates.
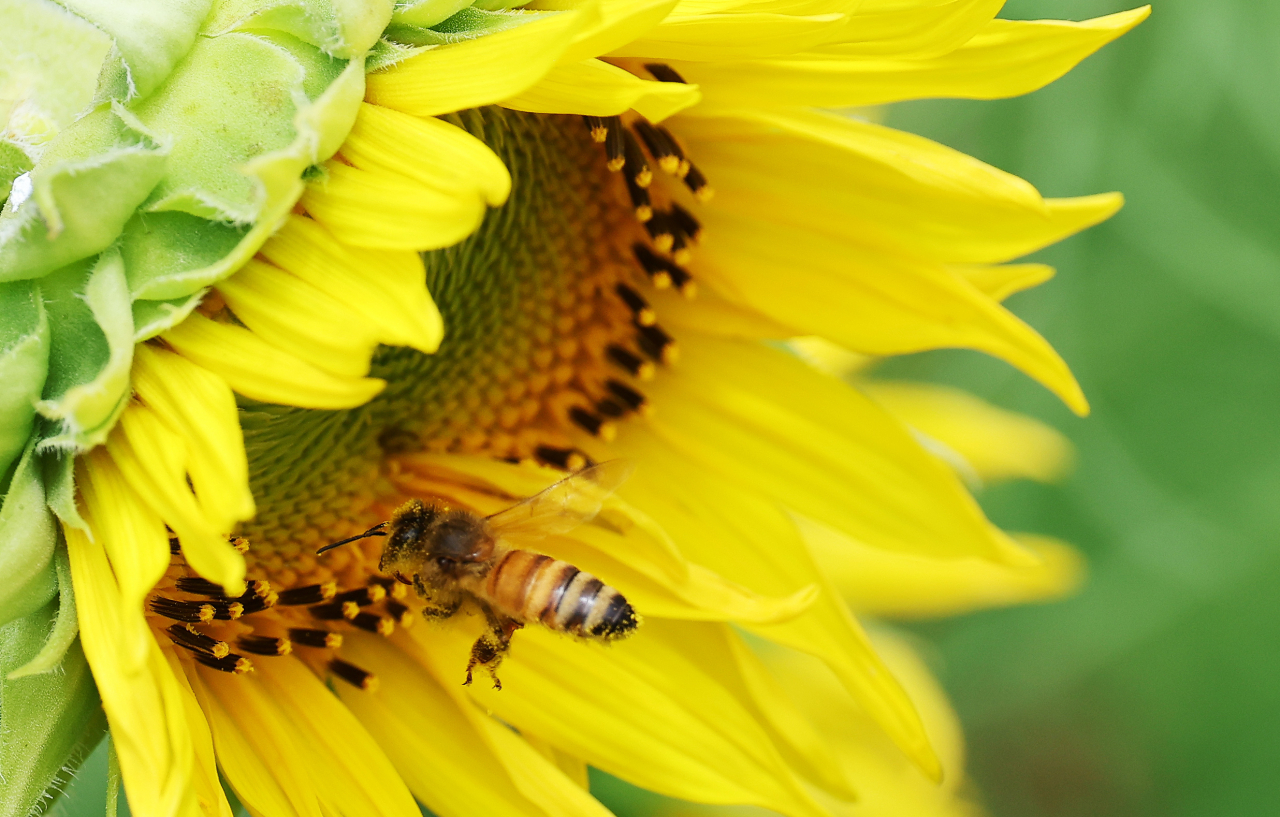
[319,460,639,688]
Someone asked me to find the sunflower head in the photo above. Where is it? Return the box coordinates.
[0,1,1147,816]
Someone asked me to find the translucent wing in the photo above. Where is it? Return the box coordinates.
[486,460,635,540]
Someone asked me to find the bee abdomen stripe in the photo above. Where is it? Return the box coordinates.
[560,575,605,635]
[591,592,638,639]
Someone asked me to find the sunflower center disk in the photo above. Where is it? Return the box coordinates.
[151,106,708,684]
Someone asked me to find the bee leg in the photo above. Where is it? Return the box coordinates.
[464,613,522,690]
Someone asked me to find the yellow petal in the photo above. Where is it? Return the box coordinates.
[189,666,323,817]
[75,452,169,621]
[65,523,201,817]
[813,0,1004,59]
[608,11,844,61]
[161,647,233,817]
[132,345,254,532]
[408,620,833,817]
[807,517,1085,618]
[366,9,588,116]
[679,7,1150,108]
[257,215,443,354]
[217,258,382,379]
[694,212,1088,414]
[503,58,701,122]
[640,334,1015,560]
[863,381,1073,484]
[604,438,942,780]
[760,630,972,812]
[556,0,678,64]
[108,406,246,594]
[301,159,488,251]
[678,109,1110,266]
[342,103,510,206]
[164,312,386,410]
[254,657,421,817]
[335,633,561,817]
[955,262,1055,301]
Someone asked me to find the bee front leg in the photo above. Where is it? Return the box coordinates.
[464,609,523,690]
[413,577,462,620]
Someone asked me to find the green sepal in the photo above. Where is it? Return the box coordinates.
[0,0,114,146]
[0,280,50,480]
[203,0,395,59]
[0,142,33,204]
[0,106,167,282]
[0,609,107,817]
[0,441,57,630]
[365,38,432,71]
[390,0,476,32]
[132,292,208,342]
[35,249,134,453]
[59,0,214,101]
[389,6,548,44]
[41,451,87,532]
[8,543,79,679]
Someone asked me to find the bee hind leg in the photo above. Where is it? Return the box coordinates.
[464,612,522,690]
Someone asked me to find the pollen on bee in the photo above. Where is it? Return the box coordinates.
[329,658,378,691]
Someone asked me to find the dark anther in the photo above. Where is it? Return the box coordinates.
[333,586,386,607]
[606,344,655,379]
[195,652,253,674]
[150,597,216,623]
[622,129,652,188]
[634,243,693,292]
[632,119,683,175]
[623,163,653,222]
[166,624,229,658]
[168,536,182,555]
[176,577,228,597]
[230,536,250,554]
[351,612,395,636]
[604,116,625,171]
[385,600,415,627]
[645,63,687,84]
[534,446,589,471]
[637,324,678,364]
[289,628,343,649]
[329,658,378,691]
[237,635,292,656]
[669,203,702,242]
[643,211,675,252]
[208,599,245,621]
[614,283,656,326]
[276,582,337,606]
[582,115,609,143]
[569,406,609,437]
[607,380,651,414]
[309,600,359,621]
[682,161,712,201]
[596,397,628,418]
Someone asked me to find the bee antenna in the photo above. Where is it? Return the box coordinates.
[317,523,388,555]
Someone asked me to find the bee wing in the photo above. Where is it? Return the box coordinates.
[486,460,635,540]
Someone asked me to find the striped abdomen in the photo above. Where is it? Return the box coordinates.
[484,550,638,640]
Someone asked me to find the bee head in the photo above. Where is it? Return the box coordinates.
[378,499,438,574]
[425,509,494,569]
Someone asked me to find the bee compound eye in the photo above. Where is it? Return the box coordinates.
[436,556,455,570]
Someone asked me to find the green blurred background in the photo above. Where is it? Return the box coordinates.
[882,0,1280,814]
[53,1,1276,816]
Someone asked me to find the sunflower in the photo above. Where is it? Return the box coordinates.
[0,1,1146,816]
